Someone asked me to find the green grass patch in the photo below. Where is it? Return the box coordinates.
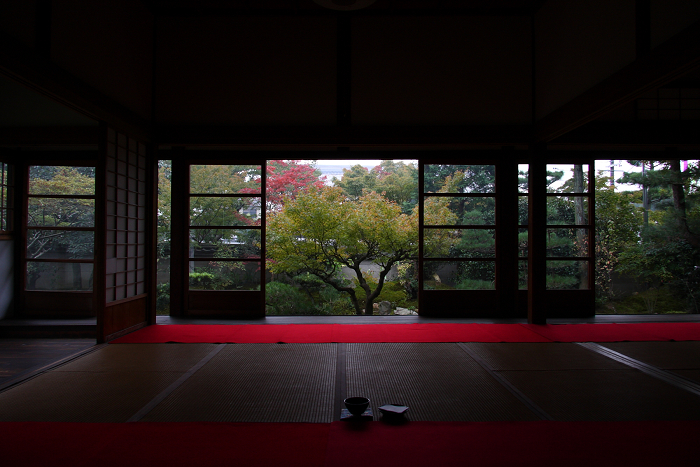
[598,285,690,314]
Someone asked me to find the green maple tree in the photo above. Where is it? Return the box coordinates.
[267,186,418,315]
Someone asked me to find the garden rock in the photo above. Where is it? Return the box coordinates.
[377,301,393,315]
[394,307,418,316]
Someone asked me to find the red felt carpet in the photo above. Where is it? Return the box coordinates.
[0,422,330,467]
[1,420,697,466]
[110,322,700,344]
[522,322,700,342]
[110,323,551,343]
[325,420,699,467]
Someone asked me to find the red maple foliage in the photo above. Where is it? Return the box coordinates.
[266,160,326,210]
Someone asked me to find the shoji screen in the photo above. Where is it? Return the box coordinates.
[100,128,150,340]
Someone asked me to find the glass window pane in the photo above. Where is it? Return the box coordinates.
[189,229,261,259]
[518,196,528,224]
[546,164,589,193]
[546,228,589,257]
[190,165,261,194]
[519,260,528,290]
[518,228,528,257]
[29,166,95,195]
[424,165,495,194]
[190,197,261,226]
[189,260,261,290]
[546,260,590,290]
[28,198,95,227]
[26,230,94,259]
[423,228,495,258]
[424,196,495,225]
[423,261,495,290]
[26,262,93,291]
[547,196,588,225]
[518,164,529,193]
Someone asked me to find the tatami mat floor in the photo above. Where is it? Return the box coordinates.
[1,340,700,423]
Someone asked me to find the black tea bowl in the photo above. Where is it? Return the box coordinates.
[344,397,370,416]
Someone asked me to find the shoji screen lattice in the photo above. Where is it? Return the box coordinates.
[105,129,147,303]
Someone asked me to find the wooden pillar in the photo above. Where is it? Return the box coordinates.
[497,147,519,318]
[94,123,108,342]
[636,0,651,58]
[417,161,425,316]
[35,0,52,59]
[528,146,547,324]
[337,15,351,127]
[12,151,25,318]
[147,144,158,325]
[169,149,187,317]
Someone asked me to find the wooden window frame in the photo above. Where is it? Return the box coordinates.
[20,159,97,317]
[0,160,14,239]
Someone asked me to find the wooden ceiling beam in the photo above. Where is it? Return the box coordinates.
[0,32,151,142]
[536,18,700,143]
[154,124,533,148]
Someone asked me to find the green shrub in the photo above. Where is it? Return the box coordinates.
[189,271,215,288]
[456,279,494,290]
[314,286,355,315]
[603,286,689,314]
[397,261,418,298]
[352,276,411,308]
[156,282,170,315]
[265,282,313,315]
[545,274,579,290]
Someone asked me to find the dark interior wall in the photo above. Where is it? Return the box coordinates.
[155,16,337,126]
[535,0,636,120]
[51,0,154,121]
[0,73,97,127]
[352,16,532,125]
[0,0,36,48]
[651,0,700,49]
[0,239,12,319]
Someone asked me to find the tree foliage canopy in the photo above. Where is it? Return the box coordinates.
[27,167,95,260]
[333,160,418,213]
[267,186,418,314]
[611,160,700,312]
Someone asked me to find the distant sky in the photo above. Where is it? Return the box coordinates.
[313,159,696,190]
[315,159,416,168]
[315,159,417,183]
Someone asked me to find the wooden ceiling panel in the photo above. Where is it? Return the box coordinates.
[140,0,545,16]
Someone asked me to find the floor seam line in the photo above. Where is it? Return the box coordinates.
[333,343,347,422]
[126,344,226,422]
[456,342,554,421]
[576,342,700,397]
[0,343,107,395]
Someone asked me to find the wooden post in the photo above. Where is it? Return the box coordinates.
[497,147,519,317]
[147,143,158,325]
[528,146,547,324]
[94,123,108,342]
[169,149,187,317]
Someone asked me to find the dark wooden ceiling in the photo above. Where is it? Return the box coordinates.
[140,0,547,16]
